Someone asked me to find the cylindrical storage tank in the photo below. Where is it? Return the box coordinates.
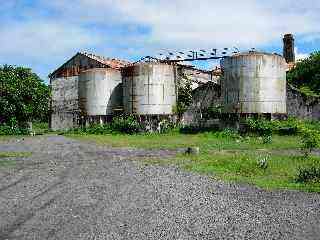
[221,52,287,114]
[78,68,122,116]
[122,62,177,115]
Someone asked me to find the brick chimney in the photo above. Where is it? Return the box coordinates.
[283,34,295,63]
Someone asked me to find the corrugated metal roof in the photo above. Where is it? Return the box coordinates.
[80,52,131,70]
[49,52,131,78]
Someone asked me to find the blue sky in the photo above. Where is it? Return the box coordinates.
[0,0,319,83]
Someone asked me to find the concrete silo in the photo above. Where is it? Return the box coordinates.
[221,52,287,114]
[78,68,123,121]
[122,62,177,115]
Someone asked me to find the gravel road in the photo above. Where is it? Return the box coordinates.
[0,135,319,240]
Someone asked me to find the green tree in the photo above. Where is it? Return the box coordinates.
[173,74,193,118]
[0,65,50,126]
[287,51,320,96]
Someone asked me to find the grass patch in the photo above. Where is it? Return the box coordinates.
[0,152,31,158]
[0,159,17,168]
[69,133,299,151]
[178,152,320,192]
[0,152,31,168]
[68,132,320,192]
[0,136,16,142]
[32,122,49,134]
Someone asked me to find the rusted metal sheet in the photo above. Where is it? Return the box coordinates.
[122,63,177,115]
[49,52,130,79]
[221,52,287,114]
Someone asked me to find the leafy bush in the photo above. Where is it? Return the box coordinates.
[296,165,320,183]
[63,116,141,135]
[214,128,239,139]
[300,128,320,157]
[158,119,175,134]
[85,124,112,135]
[246,119,273,137]
[111,116,140,134]
[303,120,320,132]
[262,135,273,144]
[273,117,300,135]
[0,124,30,135]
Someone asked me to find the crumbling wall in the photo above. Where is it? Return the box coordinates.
[183,82,221,125]
[287,85,320,120]
[50,76,79,130]
[177,66,217,90]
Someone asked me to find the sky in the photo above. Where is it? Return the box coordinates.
[0,0,319,83]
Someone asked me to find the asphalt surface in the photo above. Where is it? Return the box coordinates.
[0,135,319,240]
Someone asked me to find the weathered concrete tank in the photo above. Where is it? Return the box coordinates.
[122,63,177,115]
[221,52,287,114]
[78,68,122,116]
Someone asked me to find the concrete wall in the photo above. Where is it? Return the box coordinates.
[50,76,79,130]
[183,82,221,125]
[287,85,320,120]
[178,66,217,90]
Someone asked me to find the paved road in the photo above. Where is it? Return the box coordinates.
[0,136,319,240]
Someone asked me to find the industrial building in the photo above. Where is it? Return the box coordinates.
[49,34,319,130]
[49,53,214,130]
[49,52,130,130]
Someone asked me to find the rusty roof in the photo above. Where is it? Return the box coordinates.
[80,52,131,70]
[49,52,131,78]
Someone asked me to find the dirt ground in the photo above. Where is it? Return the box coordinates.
[0,135,319,240]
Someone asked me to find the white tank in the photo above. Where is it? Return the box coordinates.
[221,52,287,114]
[78,68,122,116]
[122,63,177,115]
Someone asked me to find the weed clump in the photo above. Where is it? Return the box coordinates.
[256,155,269,170]
[300,128,320,157]
[296,165,320,183]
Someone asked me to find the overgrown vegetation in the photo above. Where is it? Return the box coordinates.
[66,116,141,135]
[173,74,193,118]
[296,164,320,184]
[0,65,50,134]
[300,128,320,157]
[0,123,30,136]
[246,118,274,136]
[287,51,320,96]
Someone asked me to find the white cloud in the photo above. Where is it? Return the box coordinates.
[52,0,320,50]
[1,0,320,77]
[295,47,309,61]
[0,21,102,60]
